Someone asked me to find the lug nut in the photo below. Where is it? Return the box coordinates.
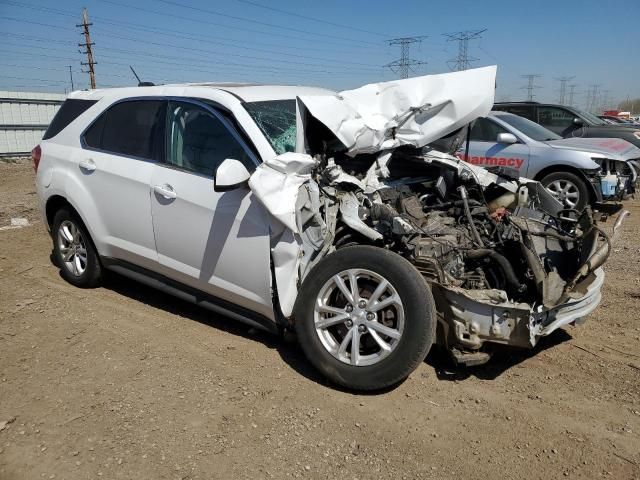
[345,305,353,313]
[358,299,367,309]
[345,320,353,327]
[366,312,375,321]
[358,325,366,333]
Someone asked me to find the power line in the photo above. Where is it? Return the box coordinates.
[443,29,486,71]
[77,7,97,89]
[385,36,428,79]
[554,76,575,105]
[231,0,389,37]
[520,74,542,101]
[2,0,379,50]
[104,0,381,47]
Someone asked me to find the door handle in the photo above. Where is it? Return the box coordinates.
[153,184,177,200]
[79,159,96,172]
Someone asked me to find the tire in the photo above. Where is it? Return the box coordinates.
[294,245,436,391]
[540,171,590,211]
[51,208,102,288]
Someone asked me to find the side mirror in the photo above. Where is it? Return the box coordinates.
[573,117,584,126]
[497,132,518,144]
[215,158,250,191]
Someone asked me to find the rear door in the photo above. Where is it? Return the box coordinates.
[80,99,165,269]
[150,99,273,319]
[457,117,530,175]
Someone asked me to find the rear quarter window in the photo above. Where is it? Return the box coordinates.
[43,99,97,140]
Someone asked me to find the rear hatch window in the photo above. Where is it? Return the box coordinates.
[43,99,97,140]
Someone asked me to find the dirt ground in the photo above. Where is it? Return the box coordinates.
[0,158,639,480]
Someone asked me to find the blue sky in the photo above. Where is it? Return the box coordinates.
[0,0,638,110]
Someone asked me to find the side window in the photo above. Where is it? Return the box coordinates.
[537,106,575,129]
[83,100,166,161]
[165,101,251,177]
[469,118,508,142]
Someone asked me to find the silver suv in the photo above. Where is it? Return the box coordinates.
[34,69,624,390]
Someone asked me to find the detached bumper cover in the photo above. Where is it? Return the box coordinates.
[435,268,605,350]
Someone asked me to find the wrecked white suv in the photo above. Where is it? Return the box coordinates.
[35,67,626,390]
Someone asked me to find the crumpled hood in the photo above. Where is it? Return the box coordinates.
[297,66,497,156]
[546,137,640,161]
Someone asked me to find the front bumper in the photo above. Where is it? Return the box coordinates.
[433,268,604,350]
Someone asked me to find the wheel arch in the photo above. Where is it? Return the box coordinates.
[44,193,104,256]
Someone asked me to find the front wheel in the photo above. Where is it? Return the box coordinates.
[540,171,590,210]
[294,246,436,390]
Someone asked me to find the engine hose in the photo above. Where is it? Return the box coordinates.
[457,186,484,247]
[466,249,527,293]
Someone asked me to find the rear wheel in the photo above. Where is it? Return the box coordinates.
[541,171,590,210]
[294,246,435,390]
[52,208,102,288]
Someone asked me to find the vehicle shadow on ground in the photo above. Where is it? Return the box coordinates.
[97,269,573,392]
[426,329,573,382]
[98,270,335,386]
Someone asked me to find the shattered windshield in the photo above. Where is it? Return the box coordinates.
[244,100,297,155]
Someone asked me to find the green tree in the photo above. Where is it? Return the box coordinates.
[617,98,640,113]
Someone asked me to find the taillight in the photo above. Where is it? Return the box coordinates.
[31,144,41,173]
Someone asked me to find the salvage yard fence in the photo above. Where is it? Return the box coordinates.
[0,91,65,157]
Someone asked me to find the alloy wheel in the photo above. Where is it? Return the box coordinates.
[57,220,88,277]
[545,179,580,208]
[314,268,405,366]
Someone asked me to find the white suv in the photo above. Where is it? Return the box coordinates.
[35,70,621,390]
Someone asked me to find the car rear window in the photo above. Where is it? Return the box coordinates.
[83,100,166,161]
[43,99,97,140]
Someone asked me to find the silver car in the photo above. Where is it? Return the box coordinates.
[458,112,640,209]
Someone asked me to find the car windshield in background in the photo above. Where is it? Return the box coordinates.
[497,114,562,141]
[576,108,607,125]
[244,100,297,155]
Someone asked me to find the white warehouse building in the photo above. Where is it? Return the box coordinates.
[0,91,65,157]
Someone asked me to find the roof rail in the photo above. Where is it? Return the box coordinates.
[494,101,539,104]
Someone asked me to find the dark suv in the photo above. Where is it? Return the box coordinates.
[493,102,640,148]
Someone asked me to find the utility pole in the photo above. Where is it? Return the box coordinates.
[567,84,578,106]
[520,74,542,101]
[554,76,575,105]
[443,29,487,71]
[68,65,74,91]
[77,7,96,89]
[385,36,428,79]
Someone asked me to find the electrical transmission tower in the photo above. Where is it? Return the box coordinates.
[385,36,428,79]
[77,7,97,89]
[585,84,601,113]
[443,29,487,71]
[555,76,575,105]
[567,84,578,106]
[520,74,542,101]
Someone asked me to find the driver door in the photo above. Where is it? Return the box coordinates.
[457,117,530,175]
[150,100,273,319]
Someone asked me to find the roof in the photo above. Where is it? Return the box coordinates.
[66,83,336,103]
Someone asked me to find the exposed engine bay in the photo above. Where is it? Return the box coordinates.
[246,66,628,364]
[290,145,623,362]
